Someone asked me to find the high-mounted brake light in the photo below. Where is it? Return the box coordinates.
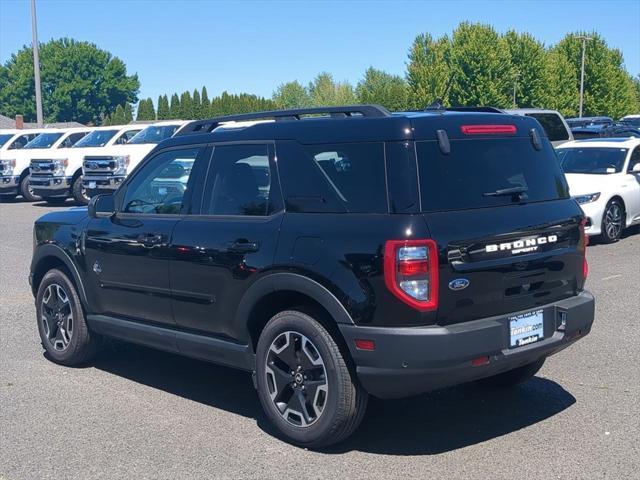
[461,124,517,135]
[384,239,439,311]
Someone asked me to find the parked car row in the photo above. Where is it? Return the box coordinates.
[0,120,188,204]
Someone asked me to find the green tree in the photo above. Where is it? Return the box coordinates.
[136,98,155,121]
[0,38,139,124]
[123,103,133,123]
[448,22,512,107]
[504,30,547,108]
[272,81,311,109]
[554,32,639,118]
[308,72,355,106]
[179,91,193,119]
[192,88,202,119]
[406,33,452,108]
[541,51,580,116]
[201,86,210,117]
[356,67,409,111]
[169,93,180,118]
[110,104,126,125]
[157,94,170,120]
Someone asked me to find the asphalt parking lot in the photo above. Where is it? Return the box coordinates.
[1,199,638,480]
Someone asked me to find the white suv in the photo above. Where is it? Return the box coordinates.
[29,125,143,204]
[505,109,574,147]
[0,128,66,201]
[82,120,188,198]
[557,137,640,243]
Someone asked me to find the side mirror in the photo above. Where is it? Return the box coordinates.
[631,163,640,173]
[88,194,115,218]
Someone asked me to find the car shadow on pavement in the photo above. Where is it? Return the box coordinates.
[91,341,576,455]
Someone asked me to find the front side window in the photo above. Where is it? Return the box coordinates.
[557,148,628,174]
[9,134,37,149]
[204,144,276,216]
[73,130,118,148]
[122,148,201,214]
[128,125,180,144]
[24,132,64,149]
[58,132,88,148]
[114,129,142,145]
[628,147,640,172]
[526,113,570,142]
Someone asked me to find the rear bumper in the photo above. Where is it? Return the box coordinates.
[29,175,72,198]
[339,291,594,399]
[82,175,124,197]
[0,175,20,195]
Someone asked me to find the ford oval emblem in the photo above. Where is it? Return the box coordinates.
[449,278,470,291]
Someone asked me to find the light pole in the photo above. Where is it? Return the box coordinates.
[30,0,44,126]
[512,71,521,108]
[576,35,592,118]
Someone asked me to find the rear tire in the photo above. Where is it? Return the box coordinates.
[478,358,545,387]
[44,197,67,205]
[599,199,624,243]
[71,176,89,205]
[19,175,39,202]
[36,269,100,366]
[255,310,368,448]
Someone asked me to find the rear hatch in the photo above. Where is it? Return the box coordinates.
[413,117,586,325]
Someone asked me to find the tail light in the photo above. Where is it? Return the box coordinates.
[580,218,589,280]
[461,124,517,135]
[384,239,439,311]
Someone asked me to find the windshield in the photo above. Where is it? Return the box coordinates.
[0,134,14,147]
[73,130,118,148]
[557,148,628,174]
[128,125,180,144]
[24,132,64,149]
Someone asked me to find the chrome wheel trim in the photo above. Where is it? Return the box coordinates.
[604,203,623,239]
[41,283,73,352]
[265,331,328,428]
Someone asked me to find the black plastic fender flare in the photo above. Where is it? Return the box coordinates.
[31,243,89,307]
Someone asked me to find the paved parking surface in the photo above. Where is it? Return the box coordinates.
[1,198,639,480]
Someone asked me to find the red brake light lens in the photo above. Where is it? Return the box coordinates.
[384,239,439,312]
[461,124,517,135]
[354,339,375,351]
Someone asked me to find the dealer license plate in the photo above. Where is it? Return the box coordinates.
[509,309,544,348]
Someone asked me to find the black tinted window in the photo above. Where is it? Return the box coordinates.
[59,132,87,148]
[417,138,569,212]
[526,113,569,141]
[9,134,37,149]
[204,144,278,216]
[123,148,200,214]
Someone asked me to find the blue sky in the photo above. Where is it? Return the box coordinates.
[1,0,639,104]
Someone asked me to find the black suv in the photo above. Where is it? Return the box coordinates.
[30,105,595,447]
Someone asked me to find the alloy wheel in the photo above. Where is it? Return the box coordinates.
[40,284,73,351]
[604,203,623,240]
[265,331,328,427]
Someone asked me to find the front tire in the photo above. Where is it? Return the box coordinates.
[255,310,368,448]
[599,199,624,243]
[36,269,100,366]
[478,358,545,387]
[19,175,39,202]
[71,176,89,205]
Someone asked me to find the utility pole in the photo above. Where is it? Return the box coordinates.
[576,35,592,118]
[512,71,521,108]
[30,0,44,126]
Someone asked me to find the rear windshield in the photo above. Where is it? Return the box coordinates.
[128,125,180,144]
[417,138,569,212]
[73,130,118,148]
[24,132,64,149]
[526,113,569,141]
[557,147,628,174]
[0,134,13,147]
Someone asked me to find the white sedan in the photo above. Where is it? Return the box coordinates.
[556,138,640,243]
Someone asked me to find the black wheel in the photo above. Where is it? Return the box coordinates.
[19,175,39,202]
[36,269,100,366]
[255,310,368,448]
[71,176,89,205]
[599,199,624,243]
[478,358,545,387]
[43,197,67,205]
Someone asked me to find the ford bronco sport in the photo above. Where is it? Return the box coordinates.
[30,105,595,447]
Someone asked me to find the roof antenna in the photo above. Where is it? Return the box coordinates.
[425,99,445,111]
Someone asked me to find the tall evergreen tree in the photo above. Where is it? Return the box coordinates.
[192,88,202,119]
[179,91,193,119]
[157,95,170,119]
[136,98,155,121]
[169,93,180,119]
[356,67,409,111]
[123,103,133,123]
[110,104,126,125]
[201,86,210,117]
[308,73,355,106]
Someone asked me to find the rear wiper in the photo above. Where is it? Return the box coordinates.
[483,186,528,200]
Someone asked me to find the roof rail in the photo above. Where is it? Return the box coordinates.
[175,105,391,136]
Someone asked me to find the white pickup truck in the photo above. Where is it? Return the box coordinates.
[0,128,83,201]
[82,120,188,198]
[29,125,143,204]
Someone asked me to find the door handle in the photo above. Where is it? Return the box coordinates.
[137,233,164,248]
[227,240,260,253]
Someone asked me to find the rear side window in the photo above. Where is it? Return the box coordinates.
[417,138,569,212]
[277,141,387,213]
[526,113,569,141]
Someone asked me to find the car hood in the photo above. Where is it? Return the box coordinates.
[565,173,618,196]
[36,206,88,226]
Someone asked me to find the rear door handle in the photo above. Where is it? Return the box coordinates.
[228,240,260,253]
[137,233,164,248]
